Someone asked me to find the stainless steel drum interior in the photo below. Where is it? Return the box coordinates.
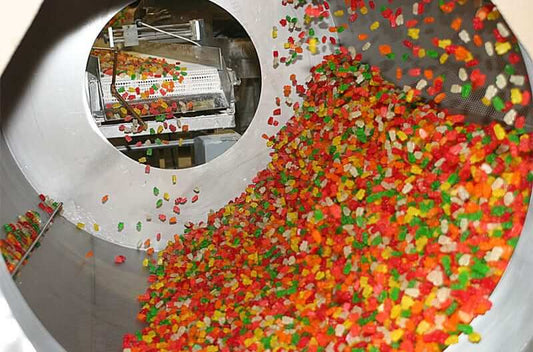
[0,0,532,351]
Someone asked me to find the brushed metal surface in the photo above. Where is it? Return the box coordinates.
[0,0,533,351]
[0,109,65,352]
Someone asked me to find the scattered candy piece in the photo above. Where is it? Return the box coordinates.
[114,255,126,264]
[458,29,471,43]
[485,41,494,56]
[510,75,525,87]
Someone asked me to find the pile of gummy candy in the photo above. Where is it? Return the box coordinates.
[123,52,533,352]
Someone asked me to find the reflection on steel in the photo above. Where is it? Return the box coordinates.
[11,203,63,278]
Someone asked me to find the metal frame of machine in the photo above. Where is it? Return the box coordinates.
[86,18,239,140]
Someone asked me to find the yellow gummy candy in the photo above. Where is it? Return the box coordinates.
[445,335,459,346]
[400,295,414,309]
[493,124,506,141]
[438,39,452,49]
[408,28,420,40]
[391,305,401,319]
[417,320,431,335]
[511,88,523,105]
[391,329,404,342]
[397,130,408,141]
[411,165,422,175]
[495,42,511,55]
[468,332,482,343]
[309,38,318,54]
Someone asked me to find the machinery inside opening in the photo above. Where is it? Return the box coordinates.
[87,0,261,169]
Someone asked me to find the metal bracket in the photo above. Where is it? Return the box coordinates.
[107,20,204,48]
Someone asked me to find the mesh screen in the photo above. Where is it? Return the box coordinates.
[329,0,532,130]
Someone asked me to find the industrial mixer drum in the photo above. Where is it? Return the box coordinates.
[1,0,533,351]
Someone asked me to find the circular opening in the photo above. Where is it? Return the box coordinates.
[86,0,261,169]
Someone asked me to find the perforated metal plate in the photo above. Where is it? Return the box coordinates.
[329,0,532,129]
